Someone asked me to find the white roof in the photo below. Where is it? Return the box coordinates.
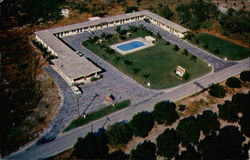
[35,30,101,80]
[88,17,101,21]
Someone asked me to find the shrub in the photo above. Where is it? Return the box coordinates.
[157,129,180,158]
[129,111,154,137]
[176,116,200,146]
[130,141,156,160]
[125,6,139,13]
[208,83,226,98]
[152,101,179,125]
[240,70,250,82]
[218,100,239,122]
[119,35,126,40]
[226,77,241,88]
[106,123,132,146]
[179,104,186,112]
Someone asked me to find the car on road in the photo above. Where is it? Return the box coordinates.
[71,86,82,95]
[75,51,83,57]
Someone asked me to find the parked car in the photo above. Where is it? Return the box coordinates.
[75,51,83,57]
[71,86,82,95]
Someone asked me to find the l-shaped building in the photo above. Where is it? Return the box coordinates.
[35,10,189,86]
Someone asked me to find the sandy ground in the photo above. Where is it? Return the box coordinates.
[107,77,250,159]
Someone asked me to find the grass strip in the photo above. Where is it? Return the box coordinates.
[63,99,131,132]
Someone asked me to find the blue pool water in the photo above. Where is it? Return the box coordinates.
[117,41,145,51]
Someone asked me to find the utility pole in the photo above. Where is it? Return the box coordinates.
[76,95,80,118]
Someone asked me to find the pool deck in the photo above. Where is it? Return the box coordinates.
[110,37,154,55]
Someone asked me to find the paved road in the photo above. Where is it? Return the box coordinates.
[6,58,250,159]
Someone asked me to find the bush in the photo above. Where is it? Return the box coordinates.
[157,129,180,158]
[106,123,132,146]
[197,110,220,136]
[176,116,200,146]
[226,77,241,88]
[125,6,139,13]
[152,101,179,125]
[108,150,129,160]
[240,70,250,82]
[218,100,239,123]
[179,104,186,112]
[129,111,154,137]
[119,35,126,40]
[208,83,226,98]
[130,141,156,160]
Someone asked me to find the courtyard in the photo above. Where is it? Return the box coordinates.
[82,27,211,89]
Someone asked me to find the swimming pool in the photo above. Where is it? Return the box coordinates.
[117,41,145,51]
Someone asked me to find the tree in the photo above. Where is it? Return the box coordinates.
[203,43,209,49]
[183,72,190,80]
[159,5,173,19]
[182,49,189,56]
[125,6,139,13]
[130,141,156,160]
[152,101,179,125]
[173,45,180,51]
[106,123,132,146]
[129,111,154,137]
[226,77,241,88]
[199,126,245,160]
[157,129,180,158]
[115,25,122,34]
[177,145,201,160]
[108,150,129,160]
[165,41,170,45]
[197,110,220,136]
[240,70,250,82]
[176,4,191,24]
[231,92,250,114]
[176,116,200,146]
[239,114,250,137]
[218,100,239,122]
[208,83,226,98]
[190,55,197,62]
[73,132,108,159]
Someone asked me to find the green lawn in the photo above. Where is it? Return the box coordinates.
[190,33,250,60]
[63,100,131,132]
[83,30,211,89]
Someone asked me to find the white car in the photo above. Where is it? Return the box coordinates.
[75,51,83,57]
[71,86,82,95]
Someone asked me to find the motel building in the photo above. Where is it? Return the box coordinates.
[35,10,189,86]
